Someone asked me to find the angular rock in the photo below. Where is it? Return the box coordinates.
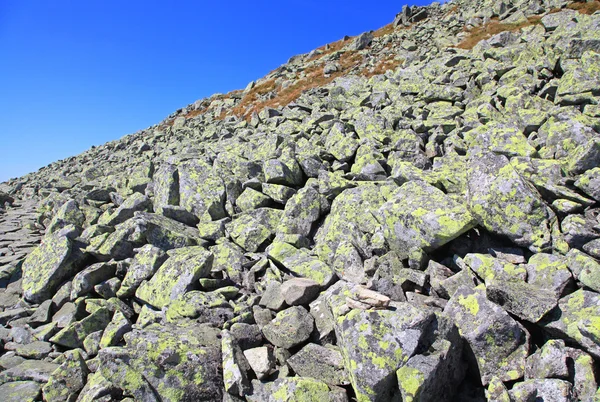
[268,242,335,287]
[543,289,600,359]
[222,330,251,396]
[136,211,204,250]
[277,186,323,238]
[0,360,59,383]
[280,278,320,306]
[103,322,223,401]
[117,244,167,298]
[50,307,112,349]
[261,306,314,349]
[0,381,41,402]
[467,152,552,251]
[509,379,574,402]
[21,233,85,303]
[288,343,348,385]
[178,159,227,221]
[247,377,345,402]
[377,181,476,255]
[335,304,434,401]
[42,349,89,402]
[70,261,117,299]
[243,346,275,380]
[98,192,151,226]
[443,285,529,385]
[135,246,213,309]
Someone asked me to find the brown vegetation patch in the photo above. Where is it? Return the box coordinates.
[373,23,395,38]
[362,56,404,78]
[455,16,543,50]
[221,50,365,121]
[567,0,600,14]
[309,37,351,61]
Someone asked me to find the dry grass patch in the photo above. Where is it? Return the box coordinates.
[567,0,600,14]
[455,16,543,49]
[309,37,352,61]
[362,57,404,78]
[373,23,395,38]
[224,50,365,121]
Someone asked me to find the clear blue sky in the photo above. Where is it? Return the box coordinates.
[0,0,437,182]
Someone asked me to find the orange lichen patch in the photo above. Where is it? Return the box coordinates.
[567,0,600,14]
[455,16,543,50]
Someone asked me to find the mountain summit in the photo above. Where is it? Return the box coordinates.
[1,0,600,401]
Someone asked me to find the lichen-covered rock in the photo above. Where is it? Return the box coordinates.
[277,186,324,238]
[314,183,389,264]
[485,279,558,323]
[165,290,233,326]
[21,233,85,303]
[178,159,227,221]
[261,306,314,349]
[525,253,573,297]
[509,379,575,402]
[227,213,274,252]
[71,261,117,299]
[575,167,600,202]
[443,285,529,385]
[247,377,346,402]
[117,244,167,298]
[543,289,600,359]
[0,381,41,402]
[74,371,122,402]
[50,307,112,349]
[221,330,251,396]
[288,343,349,385]
[153,163,179,212]
[46,199,86,234]
[334,305,434,401]
[467,152,552,252]
[377,180,476,256]
[136,211,203,250]
[268,241,335,286]
[5,1,600,400]
[236,187,272,212]
[42,348,89,402]
[135,246,213,309]
[463,122,537,157]
[99,310,132,347]
[14,341,53,359]
[98,192,151,226]
[100,323,223,401]
[0,360,59,384]
[396,322,464,402]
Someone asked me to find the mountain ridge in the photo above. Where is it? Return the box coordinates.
[0,0,600,401]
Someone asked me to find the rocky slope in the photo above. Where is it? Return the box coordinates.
[1,0,600,400]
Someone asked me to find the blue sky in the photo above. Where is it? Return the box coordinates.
[0,0,436,182]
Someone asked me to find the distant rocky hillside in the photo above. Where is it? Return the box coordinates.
[1,0,600,401]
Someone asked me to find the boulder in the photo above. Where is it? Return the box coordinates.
[135,246,213,309]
